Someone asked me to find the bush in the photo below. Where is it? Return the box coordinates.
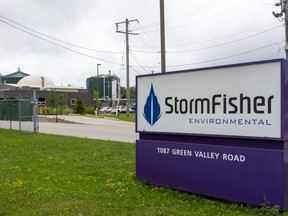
[74,98,84,114]
[38,106,50,115]
[62,106,74,115]
[85,105,95,115]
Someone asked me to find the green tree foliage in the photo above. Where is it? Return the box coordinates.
[120,87,126,99]
[48,90,64,114]
[120,86,135,99]
[75,97,84,114]
[130,86,136,99]
[48,90,56,107]
[94,91,100,109]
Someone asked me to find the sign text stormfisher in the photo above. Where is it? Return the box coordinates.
[165,93,274,114]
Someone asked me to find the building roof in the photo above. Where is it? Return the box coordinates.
[3,68,30,78]
[17,75,55,87]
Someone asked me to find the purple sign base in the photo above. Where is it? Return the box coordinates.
[136,139,288,210]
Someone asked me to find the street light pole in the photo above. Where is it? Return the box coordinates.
[97,64,101,77]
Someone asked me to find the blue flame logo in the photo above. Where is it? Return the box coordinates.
[143,83,162,126]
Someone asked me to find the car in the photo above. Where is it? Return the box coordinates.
[99,106,111,114]
[120,106,134,113]
[111,106,124,114]
[130,104,136,111]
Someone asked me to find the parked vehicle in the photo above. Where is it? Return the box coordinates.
[99,106,111,114]
[111,106,124,114]
[120,106,134,113]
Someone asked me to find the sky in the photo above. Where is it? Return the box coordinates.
[0,0,285,88]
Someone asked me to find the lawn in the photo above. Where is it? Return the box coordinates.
[0,129,284,216]
[97,113,136,122]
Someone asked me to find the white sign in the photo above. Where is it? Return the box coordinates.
[137,61,282,139]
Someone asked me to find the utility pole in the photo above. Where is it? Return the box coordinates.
[116,18,139,116]
[273,0,288,58]
[160,0,166,73]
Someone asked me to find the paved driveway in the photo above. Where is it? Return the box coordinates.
[39,115,138,143]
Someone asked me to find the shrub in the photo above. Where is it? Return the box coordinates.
[85,105,95,115]
[38,106,50,115]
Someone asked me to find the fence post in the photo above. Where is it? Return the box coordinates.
[18,100,21,131]
[33,90,39,132]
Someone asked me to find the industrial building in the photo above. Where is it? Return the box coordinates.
[0,68,93,107]
[86,74,120,100]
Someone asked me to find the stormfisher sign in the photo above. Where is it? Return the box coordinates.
[137,61,281,139]
[136,59,288,210]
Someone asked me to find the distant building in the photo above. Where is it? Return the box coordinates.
[0,69,93,107]
[86,74,120,100]
[0,67,29,84]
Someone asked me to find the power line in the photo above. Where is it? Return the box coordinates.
[167,26,282,53]
[166,40,285,68]
[0,18,122,65]
[165,22,281,48]
[166,0,256,31]
[130,25,282,54]
[129,40,284,69]
[136,0,230,31]
[137,0,256,33]
[130,52,151,73]
[165,0,230,23]
[132,22,280,49]
[0,14,122,54]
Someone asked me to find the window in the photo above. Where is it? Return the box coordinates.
[38,97,46,106]
[71,99,76,105]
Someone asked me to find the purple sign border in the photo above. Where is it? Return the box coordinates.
[136,58,288,141]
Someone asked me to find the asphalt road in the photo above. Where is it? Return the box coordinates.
[0,116,138,143]
[40,115,138,143]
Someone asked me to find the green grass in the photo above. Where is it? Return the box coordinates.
[0,129,285,216]
[97,113,136,122]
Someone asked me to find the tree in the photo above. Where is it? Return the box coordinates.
[120,86,135,99]
[75,97,84,114]
[48,90,64,114]
[120,86,126,99]
[130,86,136,100]
[94,91,100,115]
[48,90,56,108]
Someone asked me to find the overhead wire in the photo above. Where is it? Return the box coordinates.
[130,39,159,66]
[0,14,122,54]
[166,22,281,48]
[139,0,256,34]
[167,25,282,53]
[167,0,256,31]
[0,18,123,66]
[130,25,282,54]
[137,0,230,31]
[130,52,151,74]
[166,0,230,23]
[131,22,280,50]
[166,40,285,68]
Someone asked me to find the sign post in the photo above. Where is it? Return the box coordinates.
[136,59,288,210]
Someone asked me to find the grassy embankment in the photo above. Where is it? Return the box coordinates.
[0,129,283,215]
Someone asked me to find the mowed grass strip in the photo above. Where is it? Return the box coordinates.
[0,129,284,216]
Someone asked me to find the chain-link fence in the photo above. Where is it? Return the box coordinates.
[0,99,38,132]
